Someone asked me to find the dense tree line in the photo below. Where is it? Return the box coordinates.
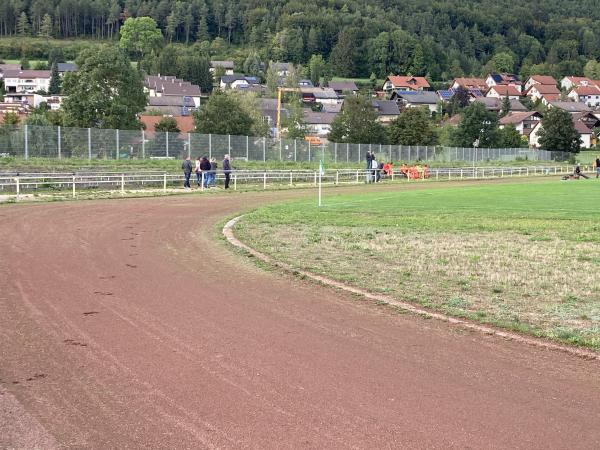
[1,0,600,80]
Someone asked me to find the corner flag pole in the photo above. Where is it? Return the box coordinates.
[318,160,323,207]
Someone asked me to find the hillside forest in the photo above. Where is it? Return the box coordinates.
[0,0,599,81]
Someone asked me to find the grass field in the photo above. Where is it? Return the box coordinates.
[235,180,600,350]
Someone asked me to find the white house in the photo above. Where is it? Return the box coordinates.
[560,76,597,91]
[499,111,542,146]
[3,70,51,94]
[524,75,557,92]
[210,60,234,75]
[525,84,561,105]
[303,111,337,137]
[485,73,522,92]
[567,85,600,108]
[485,85,521,100]
[530,117,594,149]
[300,87,340,105]
[383,76,430,93]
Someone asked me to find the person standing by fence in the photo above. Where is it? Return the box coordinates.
[182,156,193,189]
[595,156,600,178]
[209,157,218,187]
[195,156,202,186]
[199,156,211,188]
[223,154,231,189]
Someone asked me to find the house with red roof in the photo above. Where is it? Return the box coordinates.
[524,75,557,92]
[485,73,522,92]
[383,76,430,93]
[525,84,561,105]
[560,76,598,91]
[499,111,542,145]
[567,85,600,108]
[485,85,521,100]
[451,77,488,92]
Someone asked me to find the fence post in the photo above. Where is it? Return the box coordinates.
[142,129,146,159]
[347,143,349,163]
[15,176,20,200]
[121,173,125,194]
[335,170,339,185]
[88,128,92,160]
[308,144,311,162]
[358,143,361,163]
[115,129,119,160]
[234,173,237,191]
[263,137,266,162]
[389,145,392,162]
[72,175,76,198]
[314,171,317,186]
[279,138,282,161]
[24,125,28,159]
[246,135,249,160]
[228,134,231,155]
[290,171,293,186]
[294,139,297,162]
[334,142,337,163]
[57,126,61,159]
[166,131,169,158]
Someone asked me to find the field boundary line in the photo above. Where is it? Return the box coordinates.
[223,215,599,361]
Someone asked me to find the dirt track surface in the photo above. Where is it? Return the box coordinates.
[1,183,600,449]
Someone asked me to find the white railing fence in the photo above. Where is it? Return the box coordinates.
[0,165,592,201]
[0,124,570,163]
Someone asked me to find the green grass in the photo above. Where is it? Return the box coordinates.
[235,180,600,350]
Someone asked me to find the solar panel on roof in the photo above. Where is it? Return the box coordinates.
[470,89,483,97]
[437,90,454,100]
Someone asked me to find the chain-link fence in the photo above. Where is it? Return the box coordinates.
[0,124,570,163]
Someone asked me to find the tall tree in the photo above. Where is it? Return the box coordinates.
[329,95,387,144]
[119,17,164,59]
[388,107,436,145]
[38,14,53,38]
[451,102,499,148]
[308,54,326,87]
[193,91,253,135]
[537,108,581,153]
[62,46,147,129]
[48,62,61,95]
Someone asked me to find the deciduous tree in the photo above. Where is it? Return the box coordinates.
[538,108,581,152]
[329,95,387,144]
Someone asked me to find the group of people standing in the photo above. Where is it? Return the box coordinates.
[182,154,231,189]
[365,150,430,182]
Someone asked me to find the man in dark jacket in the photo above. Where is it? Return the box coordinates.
[182,156,193,189]
[365,150,373,183]
[223,154,232,189]
[199,156,211,188]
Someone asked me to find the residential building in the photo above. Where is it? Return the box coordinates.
[0,64,21,78]
[298,79,314,87]
[219,74,260,90]
[451,77,488,92]
[472,97,527,113]
[485,73,522,92]
[567,85,600,108]
[524,75,557,92]
[525,84,561,105]
[383,76,430,93]
[3,70,51,93]
[300,87,340,105]
[547,101,591,114]
[144,75,202,107]
[560,76,596,91]
[145,96,197,116]
[328,81,359,97]
[390,90,439,114]
[271,62,290,77]
[499,111,542,145]
[303,110,337,137]
[530,114,597,149]
[371,99,400,124]
[486,85,521,100]
[57,63,77,75]
[210,60,234,75]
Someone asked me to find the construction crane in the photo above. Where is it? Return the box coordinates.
[276,87,302,138]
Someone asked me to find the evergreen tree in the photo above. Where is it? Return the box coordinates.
[17,12,30,37]
[500,94,511,117]
[537,108,581,153]
[48,62,61,95]
[498,124,526,148]
[39,14,53,38]
[308,54,326,87]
